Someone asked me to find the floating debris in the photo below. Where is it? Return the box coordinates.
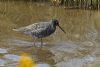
[0,48,8,54]
[36,63,51,67]
[0,59,6,67]
[4,54,20,61]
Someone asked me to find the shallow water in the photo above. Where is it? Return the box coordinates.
[0,1,100,67]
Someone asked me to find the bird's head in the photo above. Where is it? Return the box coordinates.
[51,19,66,34]
[52,19,59,26]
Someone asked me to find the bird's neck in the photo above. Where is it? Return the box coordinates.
[51,23,56,29]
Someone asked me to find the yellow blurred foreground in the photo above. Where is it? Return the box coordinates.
[18,53,35,67]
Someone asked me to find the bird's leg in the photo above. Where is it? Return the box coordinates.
[33,37,36,47]
[40,38,43,47]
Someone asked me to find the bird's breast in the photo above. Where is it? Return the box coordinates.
[32,26,56,38]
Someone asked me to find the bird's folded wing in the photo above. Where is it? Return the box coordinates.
[13,22,50,35]
[31,23,49,34]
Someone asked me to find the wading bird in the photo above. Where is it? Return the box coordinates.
[13,19,66,47]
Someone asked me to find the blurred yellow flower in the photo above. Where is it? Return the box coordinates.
[18,53,35,67]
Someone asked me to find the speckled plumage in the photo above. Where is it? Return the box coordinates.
[13,21,56,37]
[13,19,66,47]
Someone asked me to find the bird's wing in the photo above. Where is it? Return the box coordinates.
[13,22,50,35]
[31,22,50,33]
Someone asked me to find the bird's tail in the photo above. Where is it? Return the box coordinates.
[13,27,26,32]
[13,27,32,35]
[13,28,19,32]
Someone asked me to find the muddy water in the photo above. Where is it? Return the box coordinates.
[0,1,100,67]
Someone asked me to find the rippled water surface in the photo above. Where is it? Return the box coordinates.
[0,1,100,67]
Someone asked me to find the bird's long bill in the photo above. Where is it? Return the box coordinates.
[58,25,66,34]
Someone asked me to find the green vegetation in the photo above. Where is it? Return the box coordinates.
[51,0,100,10]
[0,0,99,9]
